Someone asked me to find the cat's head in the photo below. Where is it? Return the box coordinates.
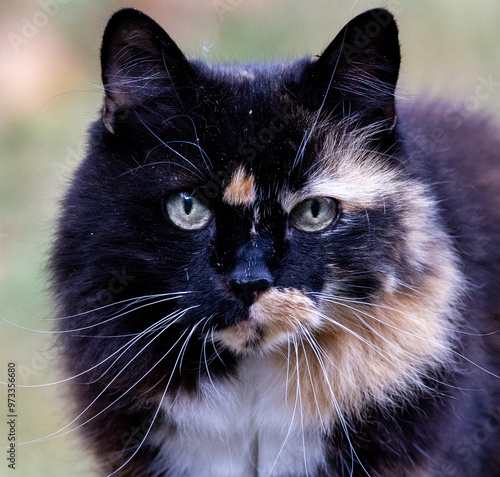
[52,8,461,413]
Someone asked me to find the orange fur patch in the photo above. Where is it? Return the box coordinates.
[218,123,462,432]
[274,122,464,426]
[223,166,256,207]
[280,121,420,215]
[214,288,320,353]
[281,225,461,427]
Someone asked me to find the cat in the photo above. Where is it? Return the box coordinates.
[50,7,500,477]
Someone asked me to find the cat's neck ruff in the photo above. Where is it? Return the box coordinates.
[155,353,326,477]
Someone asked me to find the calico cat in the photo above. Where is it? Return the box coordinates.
[50,7,500,477]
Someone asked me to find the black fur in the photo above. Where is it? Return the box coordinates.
[50,8,500,476]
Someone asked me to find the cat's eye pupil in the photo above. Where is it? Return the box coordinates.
[182,195,193,215]
[310,199,321,218]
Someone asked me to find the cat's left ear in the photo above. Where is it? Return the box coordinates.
[100,8,193,133]
[302,8,400,128]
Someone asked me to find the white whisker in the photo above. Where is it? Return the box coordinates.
[7,306,198,389]
[4,293,187,334]
[106,322,201,476]
[19,311,197,446]
[137,116,206,179]
[298,326,371,476]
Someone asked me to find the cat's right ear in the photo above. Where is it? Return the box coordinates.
[100,8,193,134]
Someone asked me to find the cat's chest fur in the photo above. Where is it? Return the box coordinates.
[154,355,326,477]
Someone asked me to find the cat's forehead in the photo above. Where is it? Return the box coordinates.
[150,63,404,211]
[222,165,256,207]
[202,63,305,130]
[217,122,404,216]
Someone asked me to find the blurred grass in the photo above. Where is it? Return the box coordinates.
[1,0,499,475]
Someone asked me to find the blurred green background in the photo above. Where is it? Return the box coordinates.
[1,0,499,475]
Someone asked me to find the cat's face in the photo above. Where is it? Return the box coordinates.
[53,9,461,417]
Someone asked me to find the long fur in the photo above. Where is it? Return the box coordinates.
[50,8,500,476]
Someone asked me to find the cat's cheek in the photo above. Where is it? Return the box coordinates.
[213,288,321,353]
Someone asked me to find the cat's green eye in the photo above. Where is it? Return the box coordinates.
[290,197,339,232]
[165,192,212,230]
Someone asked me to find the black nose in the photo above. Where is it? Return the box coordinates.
[228,273,273,307]
[228,240,274,307]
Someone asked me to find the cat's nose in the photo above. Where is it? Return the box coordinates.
[228,272,273,307]
[228,240,274,307]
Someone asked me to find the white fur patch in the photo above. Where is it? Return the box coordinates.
[153,355,326,476]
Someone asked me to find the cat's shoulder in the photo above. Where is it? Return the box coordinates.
[398,96,500,223]
[398,96,500,319]
[398,96,500,189]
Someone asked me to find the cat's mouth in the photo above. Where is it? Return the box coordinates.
[213,288,321,353]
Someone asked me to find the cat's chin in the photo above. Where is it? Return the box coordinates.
[213,288,321,354]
